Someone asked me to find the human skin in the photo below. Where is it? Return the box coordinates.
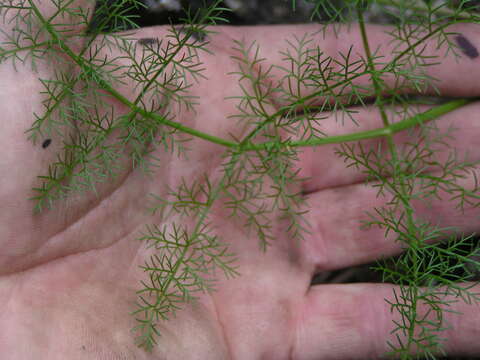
[1,1,480,358]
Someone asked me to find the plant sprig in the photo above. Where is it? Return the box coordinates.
[1,0,479,357]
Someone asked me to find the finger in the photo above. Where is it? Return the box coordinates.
[292,283,480,360]
[295,100,480,193]
[298,164,480,272]
[221,22,480,109]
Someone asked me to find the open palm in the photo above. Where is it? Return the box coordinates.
[1,1,480,358]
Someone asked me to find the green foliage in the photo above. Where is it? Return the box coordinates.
[1,0,480,356]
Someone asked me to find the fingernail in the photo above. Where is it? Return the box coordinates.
[454,34,479,59]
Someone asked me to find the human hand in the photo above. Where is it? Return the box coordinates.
[1,1,480,358]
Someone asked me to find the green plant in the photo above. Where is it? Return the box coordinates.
[1,0,480,358]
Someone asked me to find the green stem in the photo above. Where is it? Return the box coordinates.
[282,98,476,148]
[357,4,420,355]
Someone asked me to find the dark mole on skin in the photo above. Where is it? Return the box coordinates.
[42,139,52,149]
[454,34,479,59]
